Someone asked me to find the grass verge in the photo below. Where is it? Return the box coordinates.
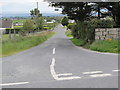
[65,30,73,38]
[90,40,120,53]
[0,31,55,57]
[65,30,119,54]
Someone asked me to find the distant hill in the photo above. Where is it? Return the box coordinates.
[1,13,65,18]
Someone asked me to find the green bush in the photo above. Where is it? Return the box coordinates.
[67,23,76,29]
[43,27,50,30]
[61,16,69,26]
[5,28,21,34]
[65,30,73,38]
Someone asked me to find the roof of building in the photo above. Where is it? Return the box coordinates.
[2,19,13,28]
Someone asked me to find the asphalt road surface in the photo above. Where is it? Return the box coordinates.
[1,24,119,88]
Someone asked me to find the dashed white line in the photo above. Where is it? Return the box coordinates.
[53,48,56,55]
[57,73,73,76]
[112,70,120,72]
[83,71,103,75]
[0,82,29,86]
[90,74,112,78]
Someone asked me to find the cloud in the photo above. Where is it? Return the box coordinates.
[0,0,44,3]
[1,0,62,14]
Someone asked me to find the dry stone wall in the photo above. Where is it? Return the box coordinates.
[95,28,120,40]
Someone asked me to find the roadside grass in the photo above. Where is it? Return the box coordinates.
[90,40,120,53]
[70,38,85,46]
[65,30,73,38]
[0,31,55,57]
[2,34,19,41]
[65,30,119,54]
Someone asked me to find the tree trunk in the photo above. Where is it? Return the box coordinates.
[98,4,101,19]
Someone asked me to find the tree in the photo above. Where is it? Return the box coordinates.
[91,2,120,27]
[51,2,91,22]
[50,2,92,39]
[30,8,42,19]
[23,19,35,34]
[111,2,120,27]
[36,17,43,30]
[30,8,43,31]
[61,16,69,26]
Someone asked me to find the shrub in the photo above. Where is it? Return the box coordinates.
[43,27,50,30]
[5,28,21,34]
[67,23,76,29]
[61,16,69,26]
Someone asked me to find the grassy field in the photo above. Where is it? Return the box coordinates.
[13,19,26,23]
[0,31,55,57]
[65,30,119,54]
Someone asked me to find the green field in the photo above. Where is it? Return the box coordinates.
[0,31,55,57]
[2,34,19,41]
[13,19,26,23]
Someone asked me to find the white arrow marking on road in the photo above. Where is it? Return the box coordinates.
[83,71,103,75]
[90,74,112,78]
[50,58,81,81]
[112,70,120,72]
[53,48,56,55]
[0,82,29,86]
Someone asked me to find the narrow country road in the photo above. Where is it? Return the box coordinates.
[2,24,119,88]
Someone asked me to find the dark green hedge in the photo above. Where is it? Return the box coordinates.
[5,28,21,34]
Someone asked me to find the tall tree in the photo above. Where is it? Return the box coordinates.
[30,8,42,19]
[30,8,43,31]
[23,19,35,34]
[51,2,91,22]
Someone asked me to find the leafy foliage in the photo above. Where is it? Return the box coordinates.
[23,19,35,33]
[61,16,69,26]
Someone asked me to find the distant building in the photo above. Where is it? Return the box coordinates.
[2,19,13,28]
[69,20,75,23]
[0,19,13,34]
[46,20,56,24]
[14,23,23,26]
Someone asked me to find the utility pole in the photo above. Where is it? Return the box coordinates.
[37,2,39,32]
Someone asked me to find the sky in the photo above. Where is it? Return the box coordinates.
[0,0,62,16]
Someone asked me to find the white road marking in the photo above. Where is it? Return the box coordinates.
[53,48,56,55]
[112,70,120,72]
[90,74,112,78]
[50,58,81,81]
[57,73,73,76]
[0,82,29,86]
[57,76,81,81]
[50,58,59,80]
[83,71,103,75]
